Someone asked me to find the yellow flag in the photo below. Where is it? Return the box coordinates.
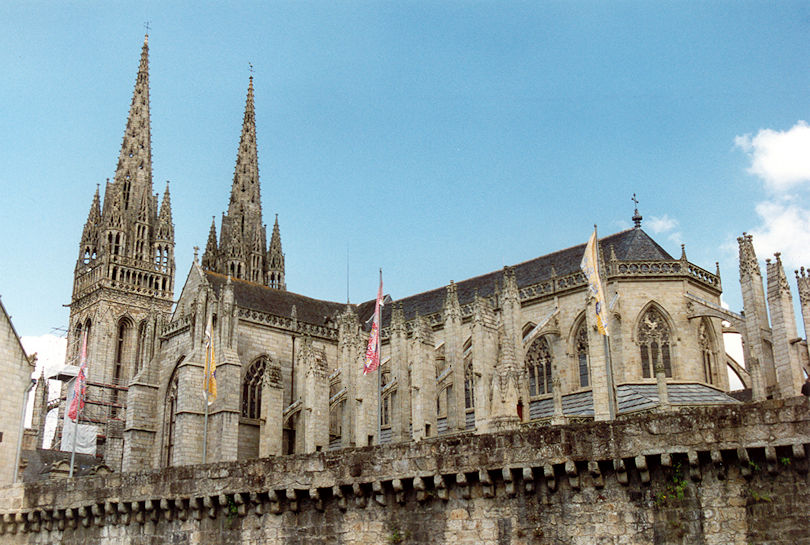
[580,229,609,336]
[203,314,217,403]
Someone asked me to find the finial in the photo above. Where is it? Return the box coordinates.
[249,62,254,76]
[631,193,642,228]
[144,21,151,41]
[680,244,687,261]
[193,246,199,263]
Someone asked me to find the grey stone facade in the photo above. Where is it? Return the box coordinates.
[46,35,810,490]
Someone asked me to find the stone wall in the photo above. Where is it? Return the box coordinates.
[2,398,809,544]
[0,300,34,486]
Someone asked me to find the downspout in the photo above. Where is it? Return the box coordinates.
[14,378,37,483]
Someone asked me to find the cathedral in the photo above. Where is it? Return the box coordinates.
[52,35,809,474]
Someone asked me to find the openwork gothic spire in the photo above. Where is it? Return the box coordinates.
[72,34,174,303]
[203,76,285,289]
[113,33,153,207]
[268,214,285,290]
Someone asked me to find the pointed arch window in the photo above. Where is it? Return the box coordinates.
[329,398,344,447]
[526,335,553,396]
[164,361,181,467]
[242,357,267,420]
[463,339,475,410]
[575,323,590,388]
[699,320,714,384]
[637,306,672,379]
[135,320,148,374]
[83,319,92,360]
[72,323,83,365]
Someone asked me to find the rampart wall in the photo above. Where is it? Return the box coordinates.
[1,398,809,544]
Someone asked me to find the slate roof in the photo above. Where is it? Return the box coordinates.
[204,228,672,329]
[529,383,740,419]
[360,227,673,325]
[204,271,347,327]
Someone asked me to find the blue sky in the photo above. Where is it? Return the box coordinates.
[3,1,810,339]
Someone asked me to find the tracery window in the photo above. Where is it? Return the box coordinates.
[526,335,553,396]
[637,306,672,379]
[241,357,266,419]
[575,322,590,388]
[164,362,180,467]
[699,320,714,384]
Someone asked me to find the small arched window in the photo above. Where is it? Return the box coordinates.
[242,357,267,420]
[699,320,714,384]
[575,322,590,388]
[637,306,672,378]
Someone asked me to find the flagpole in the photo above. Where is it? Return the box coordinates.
[203,337,209,464]
[69,331,88,478]
[594,225,617,420]
[377,268,382,445]
[69,393,82,478]
[203,395,209,464]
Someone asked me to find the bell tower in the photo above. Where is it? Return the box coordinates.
[60,34,175,470]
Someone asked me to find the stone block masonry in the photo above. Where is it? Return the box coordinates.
[1,398,809,544]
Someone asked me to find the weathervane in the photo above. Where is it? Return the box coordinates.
[249,62,254,75]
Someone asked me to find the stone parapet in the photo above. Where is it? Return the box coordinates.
[2,398,809,543]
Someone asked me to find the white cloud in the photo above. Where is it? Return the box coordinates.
[646,214,678,234]
[735,121,810,192]
[667,231,683,246]
[749,199,810,271]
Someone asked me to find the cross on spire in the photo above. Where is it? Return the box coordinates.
[631,193,643,229]
[144,21,151,35]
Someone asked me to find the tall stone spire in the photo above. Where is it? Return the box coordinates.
[79,185,101,262]
[268,214,285,290]
[229,76,261,215]
[202,217,219,271]
[217,76,268,283]
[113,33,154,209]
[156,181,173,241]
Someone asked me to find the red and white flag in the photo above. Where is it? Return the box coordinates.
[67,330,88,421]
[363,272,384,375]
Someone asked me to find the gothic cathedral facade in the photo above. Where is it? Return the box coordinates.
[58,36,809,473]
